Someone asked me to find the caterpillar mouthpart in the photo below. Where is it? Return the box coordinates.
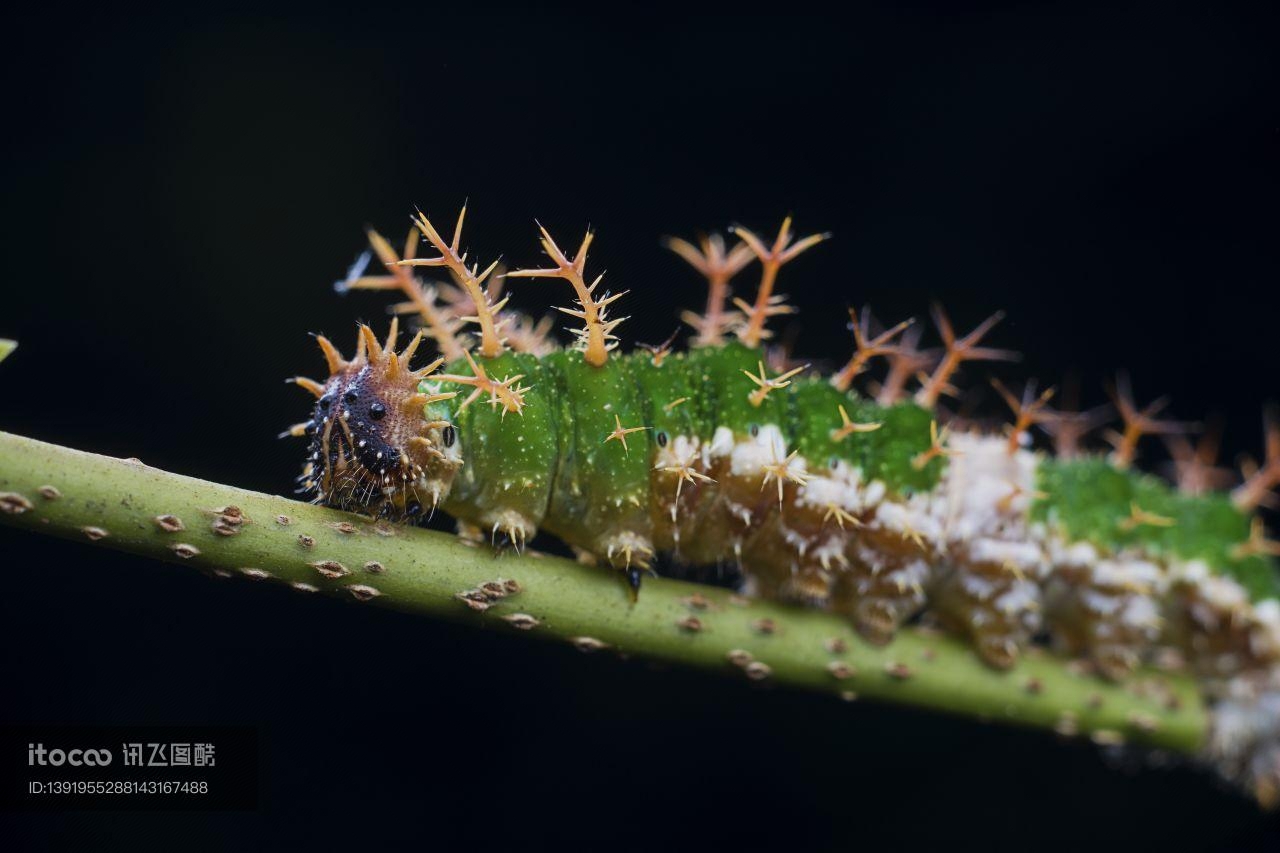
[288,320,462,520]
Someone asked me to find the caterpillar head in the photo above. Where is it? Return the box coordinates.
[291,320,461,520]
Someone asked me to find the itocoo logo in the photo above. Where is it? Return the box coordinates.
[28,743,113,766]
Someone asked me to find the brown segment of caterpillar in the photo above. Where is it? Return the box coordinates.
[649,426,722,562]
[833,532,932,645]
[1043,545,1166,681]
[1168,574,1280,683]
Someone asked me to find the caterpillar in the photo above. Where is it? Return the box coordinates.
[286,204,1280,803]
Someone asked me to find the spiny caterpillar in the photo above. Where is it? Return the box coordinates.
[286,204,1280,804]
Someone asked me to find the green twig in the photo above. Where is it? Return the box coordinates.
[0,430,1206,752]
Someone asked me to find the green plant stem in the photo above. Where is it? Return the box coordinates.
[0,430,1207,752]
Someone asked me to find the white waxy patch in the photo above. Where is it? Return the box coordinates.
[782,525,809,555]
[960,571,1001,601]
[1120,594,1163,633]
[874,499,943,543]
[653,434,700,471]
[863,480,887,506]
[968,538,1047,577]
[708,426,735,458]
[995,580,1042,621]
[726,501,753,526]
[1082,588,1125,617]
[1255,600,1280,628]
[728,424,788,477]
[935,432,1038,542]
[811,536,848,568]
[1199,575,1251,610]
[1091,557,1166,593]
[796,472,869,516]
[1173,559,1212,584]
[883,558,930,598]
[1051,540,1099,569]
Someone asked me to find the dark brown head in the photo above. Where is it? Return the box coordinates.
[291,321,461,520]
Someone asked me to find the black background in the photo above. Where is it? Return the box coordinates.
[2,3,1279,850]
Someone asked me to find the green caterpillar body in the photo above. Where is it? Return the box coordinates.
[437,342,939,563]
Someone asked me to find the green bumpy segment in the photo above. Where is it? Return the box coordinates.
[541,351,653,544]
[1032,458,1280,602]
[789,380,942,493]
[427,352,560,528]
[424,342,942,542]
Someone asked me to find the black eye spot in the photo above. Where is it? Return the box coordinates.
[369,402,387,421]
[656,431,668,447]
[317,394,332,410]
[344,389,359,404]
[749,424,760,438]
[442,425,457,448]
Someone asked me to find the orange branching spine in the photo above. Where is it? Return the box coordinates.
[507,224,621,367]
[1104,373,1188,470]
[1234,409,1280,511]
[434,350,530,416]
[354,228,468,362]
[831,307,914,392]
[666,233,756,346]
[731,217,829,347]
[1164,423,1236,496]
[991,378,1057,454]
[874,324,934,405]
[397,206,506,359]
[914,305,1016,408]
